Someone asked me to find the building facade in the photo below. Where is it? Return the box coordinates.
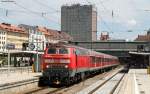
[61,4,97,41]
[19,24,46,51]
[0,23,28,51]
[19,24,73,51]
[135,31,150,41]
[100,32,109,41]
[0,29,6,51]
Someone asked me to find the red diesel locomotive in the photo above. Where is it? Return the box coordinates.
[38,44,119,86]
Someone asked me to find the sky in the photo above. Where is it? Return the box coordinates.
[0,0,150,41]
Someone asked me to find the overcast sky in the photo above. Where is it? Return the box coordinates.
[0,0,150,40]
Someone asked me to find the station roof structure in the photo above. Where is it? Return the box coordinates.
[129,51,150,56]
[0,50,43,54]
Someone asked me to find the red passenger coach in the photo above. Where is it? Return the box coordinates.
[38,43,119,86]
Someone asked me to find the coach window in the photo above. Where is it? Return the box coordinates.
[106,58,108,62]
[104,58,106,62]
[96,57,99,63]
[103,58,105,62]
[99,58,101,63]
[92,57,95,63]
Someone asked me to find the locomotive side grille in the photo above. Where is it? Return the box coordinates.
[46,63,68,68]
[44,59,70,63]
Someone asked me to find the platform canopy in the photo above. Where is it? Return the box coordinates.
[0,50,44,54]
[129,51,150,56]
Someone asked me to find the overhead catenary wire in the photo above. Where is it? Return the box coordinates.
[32,0,60,13]
[0,17,5,22]
[85,0,92,4]
[1,0,114,33]
[98,0,110,13]
[13,2,61,26]
[0,7,57,15]
[98,15,113,33]
[0,1,61,27]
[84,0,113,33]
[31,0,60,21]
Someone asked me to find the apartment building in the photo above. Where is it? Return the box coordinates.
[18,24,46,51]
[19,24,73,51]
[135,31,150,41]
[0,29,6,51]
[0,23,28,51]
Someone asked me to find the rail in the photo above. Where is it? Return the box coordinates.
[24,86,65,94]
[110,73,126,94]
[0,78,38,90]
[88,68,128,94]
[88,72,121,94]
[0,66,32,73]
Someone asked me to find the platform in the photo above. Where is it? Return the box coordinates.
[114,69,150,94]
[0,68,41,86]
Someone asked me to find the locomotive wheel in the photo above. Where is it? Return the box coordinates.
[38,77,46,87]
[66,80,71,86]
[81,73,85,81]
[74,76,78,83]
[64,78,71,86]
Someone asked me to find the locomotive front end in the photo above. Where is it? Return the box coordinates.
[39,46,72,86]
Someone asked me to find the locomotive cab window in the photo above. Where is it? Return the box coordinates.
[59,48,69,54]
[47,48,56,54]
[47,48,69,54]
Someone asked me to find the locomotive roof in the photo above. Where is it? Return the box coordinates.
[65,45,117,58]
[47,43,118,59]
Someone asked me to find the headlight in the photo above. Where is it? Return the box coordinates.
[46,65,50,68]
[60,59,70,63]
[64,65,68,68]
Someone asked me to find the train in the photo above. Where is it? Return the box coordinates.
[38,43,119,86]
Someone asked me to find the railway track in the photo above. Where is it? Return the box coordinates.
[22,68,120,94]
[1,66,123,94]
[45,67,125,94]
[24,86,65,94]
[109,72,126,94]
[0,78,40,94]
[0,78,38,91]
[88,69,127,94]
[0,67,32,74]
[76,67,127,94]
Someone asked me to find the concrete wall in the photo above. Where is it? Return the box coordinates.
[71,41,148,51]
[70,41,148,57]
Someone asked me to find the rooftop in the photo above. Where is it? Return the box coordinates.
[0,23,26,33]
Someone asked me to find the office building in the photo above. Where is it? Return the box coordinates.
[61,4,97,41]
